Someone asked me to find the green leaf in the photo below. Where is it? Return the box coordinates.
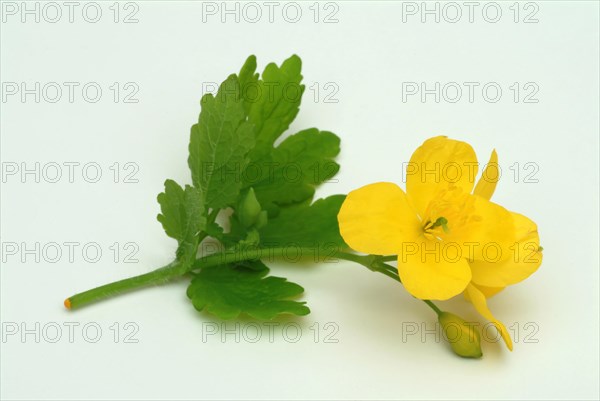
[204,221,224,241]
[233,229,260,251]
[221,214,248,248]
[238,55,259,115]
[237,259,269,272]
[244,128,341,211]
[156,180,206,265]
[241,55,304,161]
[259,195,347,248]
[187,264,310,320]
[188,75,255,209]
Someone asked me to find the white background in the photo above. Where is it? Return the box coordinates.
[1,1,599,400]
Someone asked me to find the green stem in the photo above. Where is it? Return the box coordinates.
[207,208,220,224]
[67,247,326,309]
[65,246,441,315]
[196,208,221,244]
[338,253,400,282]
[424,300,443,316]
[372,267,400,282]
[65,261,183,309]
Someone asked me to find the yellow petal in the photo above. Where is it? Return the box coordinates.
[473,149,499,200]
[397,240,472,300]
[337,182,421,255]
[465,283,513,351]
[449,194,516,263]
[472,283,505,298]
[406,136,479,217]
[470,212,543,287]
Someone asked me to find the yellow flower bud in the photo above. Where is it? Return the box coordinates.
[438,312,482,358]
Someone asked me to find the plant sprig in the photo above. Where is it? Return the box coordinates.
[64,55,441,325]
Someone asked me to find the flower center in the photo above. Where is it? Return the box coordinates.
[421,185,476,241]
[423,216,449,241]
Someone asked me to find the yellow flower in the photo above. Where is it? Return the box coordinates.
[337,136,542,350]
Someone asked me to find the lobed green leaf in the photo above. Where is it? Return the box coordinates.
[239,55,304,162]
[188,75,255,209]
[244,128,341,212]
[157,180,206,265]
[259,195,347,248]
[187,264,310,320]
